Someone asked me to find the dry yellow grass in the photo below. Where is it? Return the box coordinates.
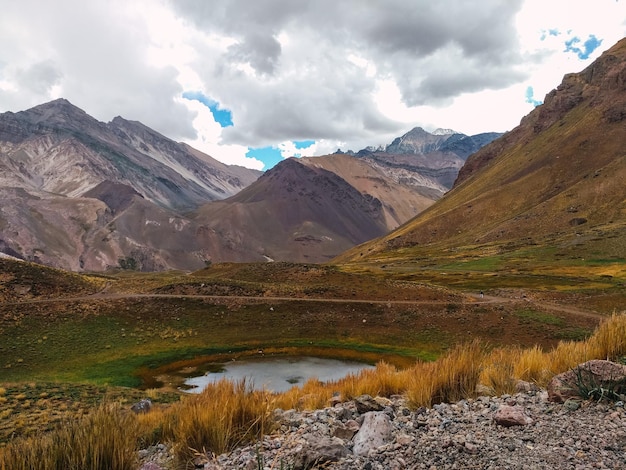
[163,378,275,462]
[2,313,625,469]
[0,402,138,470]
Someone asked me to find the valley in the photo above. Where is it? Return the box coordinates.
[0,36,625,470]
[0,258,618,390]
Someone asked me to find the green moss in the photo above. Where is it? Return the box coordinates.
[515,308,565,326]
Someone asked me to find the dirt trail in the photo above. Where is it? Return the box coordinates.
[470,293,605,320]
[3,291,606,321]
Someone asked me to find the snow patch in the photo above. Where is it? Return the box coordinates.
[432,128,457,135]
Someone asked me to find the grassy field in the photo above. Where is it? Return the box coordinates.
[0,258,624,467]
[1,259,620,388]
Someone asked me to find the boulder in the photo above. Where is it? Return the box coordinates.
[352,411,394,456]
[332,419,360,440]
[547,360,626,403]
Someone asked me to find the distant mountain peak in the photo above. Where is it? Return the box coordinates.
[432,128,457,135]
[29,98,85,114]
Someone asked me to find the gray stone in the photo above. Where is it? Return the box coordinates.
[354,394,384,413]
[131,398,152,414]
[292,434,348,470]
[352,411,394,456]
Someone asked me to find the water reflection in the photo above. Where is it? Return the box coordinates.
[184,356,374,393]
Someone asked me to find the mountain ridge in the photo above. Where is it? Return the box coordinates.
[0,99,500,269]
[337,37,626,267]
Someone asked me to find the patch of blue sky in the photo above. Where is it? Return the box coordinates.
[540,28,561,40]
[294,140,315,149]
[247,140,316,169]
[564,35,603,60]
[525,86,543,107]
[246,146,283,170]
[182,91,233,127]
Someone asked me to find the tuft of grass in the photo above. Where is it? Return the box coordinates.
[406,340,485,407]
[162,378,274,466]
[514,345,551,384]
[339,361,407,400]
[479,347,517,395]
[0,402,138,470]
[585,312,626,360]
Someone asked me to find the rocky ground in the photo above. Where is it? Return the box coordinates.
[139,386,626,470]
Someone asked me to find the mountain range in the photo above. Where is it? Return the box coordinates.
[0,99,499,270]
[338,37,626,269]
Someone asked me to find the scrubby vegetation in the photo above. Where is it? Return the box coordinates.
[2,313,625,470]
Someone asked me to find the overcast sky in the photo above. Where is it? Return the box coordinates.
[1,0,624,170]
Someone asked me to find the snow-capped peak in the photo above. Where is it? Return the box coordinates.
[432,128,457,135]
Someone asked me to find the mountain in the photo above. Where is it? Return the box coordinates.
[0,99,261,211]
[356,127,503,189]
[299,153,439,230]
[0,99,262,270]
[337,38,626,266]
[192,157,389,262]
[0,100,500,269]
[187,126,500,264]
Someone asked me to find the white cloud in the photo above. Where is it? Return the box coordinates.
[0,0,624,168]
[181,97,264,170]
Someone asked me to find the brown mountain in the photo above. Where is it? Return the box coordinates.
[0,99,262,270]
[192,157,388,262]
[187,130,501,264]
[299,153,438,230]
[337,38,626,267]
[0,100,499,269]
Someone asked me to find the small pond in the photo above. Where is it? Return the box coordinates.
[183,356,375,393]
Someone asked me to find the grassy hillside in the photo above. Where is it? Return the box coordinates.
[336,39,626,280]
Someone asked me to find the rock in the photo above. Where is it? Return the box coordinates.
[353,394,384,413]
[131,398,152,414]
[292,434,348,470]
[329,393,343,407]
[515,379,539,393]
[373,396,393,408]
[464,442,480,454]
[564,399,581,411]
[190,388,626,469]
[476,384,495,396]
[352,411,394,456]
[332,419,360,440]
[547,360,626,403]
[138,463,163,470]
[493,405,533,427]
[395,433,414,446]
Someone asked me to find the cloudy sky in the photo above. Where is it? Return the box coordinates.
[1,1,624,170]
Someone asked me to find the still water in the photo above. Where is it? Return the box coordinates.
[183,356,375,393]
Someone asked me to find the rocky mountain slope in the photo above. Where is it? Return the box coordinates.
[190,129,500,263]
[0,100,499,269]
[192,157,389,262]
[337,37,626,267]
[359,127,502,189]
[0,99,261,210]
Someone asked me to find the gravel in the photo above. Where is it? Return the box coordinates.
[140,389,626,469]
